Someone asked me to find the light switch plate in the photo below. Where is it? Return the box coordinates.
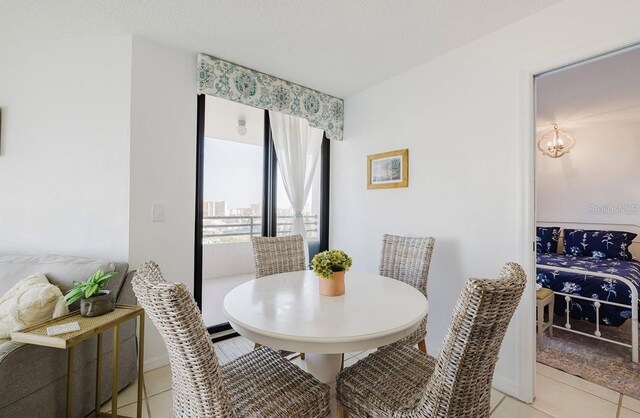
[152,204,165,222]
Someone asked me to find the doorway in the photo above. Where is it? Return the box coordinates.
[530,42,640,400]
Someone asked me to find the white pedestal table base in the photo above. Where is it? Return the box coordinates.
[305,353,343,384]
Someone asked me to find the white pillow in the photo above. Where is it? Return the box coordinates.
[0,273,68,338]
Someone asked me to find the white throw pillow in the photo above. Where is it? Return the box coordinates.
[0,273,69,338]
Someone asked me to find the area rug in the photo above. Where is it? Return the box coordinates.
[537,317,640,399]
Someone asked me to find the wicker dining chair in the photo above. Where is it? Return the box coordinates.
[379,234,435,352]
[132,261,330,418]
[251,234,307,356]
[251,234,306,278]
[336,262,527,418]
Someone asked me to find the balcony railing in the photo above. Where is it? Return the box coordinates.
[203,215,318,243]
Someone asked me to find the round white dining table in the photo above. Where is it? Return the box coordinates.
[223,270,428,384]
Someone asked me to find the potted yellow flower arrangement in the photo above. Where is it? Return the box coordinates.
[311,249,352,296]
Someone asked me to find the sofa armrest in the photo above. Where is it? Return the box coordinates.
[116,270,137,305]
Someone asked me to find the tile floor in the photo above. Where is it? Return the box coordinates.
[101,337,640,417]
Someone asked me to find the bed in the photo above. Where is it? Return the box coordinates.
[536,222,640,362]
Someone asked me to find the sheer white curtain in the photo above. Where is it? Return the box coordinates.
[269,111,324,258]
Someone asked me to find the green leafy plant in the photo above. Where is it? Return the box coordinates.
[311,250,353,279]
[64,269,117,306]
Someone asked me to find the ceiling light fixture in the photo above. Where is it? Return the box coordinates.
[537,124,575,158]
[237,119,247,136]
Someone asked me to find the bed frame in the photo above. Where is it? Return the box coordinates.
[536,221,640,363]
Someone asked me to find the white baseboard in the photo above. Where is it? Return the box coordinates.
[144,353,169,372]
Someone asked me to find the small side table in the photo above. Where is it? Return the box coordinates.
[536,288,555,345]
[11,304,145,418]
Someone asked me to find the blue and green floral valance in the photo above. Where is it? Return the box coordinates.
[197,53,344,141]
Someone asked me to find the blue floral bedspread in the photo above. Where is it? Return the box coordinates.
[537,253,640,326]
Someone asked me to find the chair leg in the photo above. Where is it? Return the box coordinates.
[337,404,349,418]
[537,302,543,346]
[418,339,427,353]
[254,343,261,350]
[300,352,305,360]
[340,353,344,371]
[548,298,554,338]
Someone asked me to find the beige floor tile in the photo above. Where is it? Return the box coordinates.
[115,404,150,418]
[110,381,144,409]
[344,351,362,359]
[99,401,111,413]
[535,363,620,403]
[290,356,308,372]
[147,390,173,418]
[356,348,376,359]
[620,408,640,418]
[143,365,173,396]
[115,389,172,418]
[623,396,640,413]
[99,382,144,412]
[533,374,618,418]
[343,355,361,368]
[115,400,151,418]
[491,397,553,417]
[490,389,506,412]
[100,365,172,412]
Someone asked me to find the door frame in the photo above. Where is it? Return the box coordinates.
[516,37,640,402]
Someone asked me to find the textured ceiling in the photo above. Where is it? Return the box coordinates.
[0,0,561,97]
[536,44,640,127]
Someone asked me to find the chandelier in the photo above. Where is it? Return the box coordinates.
[537,125,575,158]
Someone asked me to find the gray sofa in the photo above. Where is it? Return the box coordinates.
[0,255,138,418]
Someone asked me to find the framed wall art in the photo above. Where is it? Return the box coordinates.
[367,149,408,189]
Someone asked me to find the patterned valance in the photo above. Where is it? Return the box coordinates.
[197,54,344,141]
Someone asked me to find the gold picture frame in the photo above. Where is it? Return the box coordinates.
[367,149,409,189]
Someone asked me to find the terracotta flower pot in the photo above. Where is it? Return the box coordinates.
[318,271,345,296]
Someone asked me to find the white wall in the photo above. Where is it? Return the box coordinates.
[536,120,640,225]
[0,36,132,260]
[128,37,198,368]
[331,0,640,400]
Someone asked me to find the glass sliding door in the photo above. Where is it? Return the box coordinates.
[195,97,330,333]
[200,96,265,328]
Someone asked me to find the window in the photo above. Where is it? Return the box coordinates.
[203,138,264,244]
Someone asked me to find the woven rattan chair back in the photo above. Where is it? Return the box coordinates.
[251,234,306,278]
[379,234,435,347]
[132,261,236,417]
[422,262,527,417]
[136,260,164,284]
[379,234,435,296]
